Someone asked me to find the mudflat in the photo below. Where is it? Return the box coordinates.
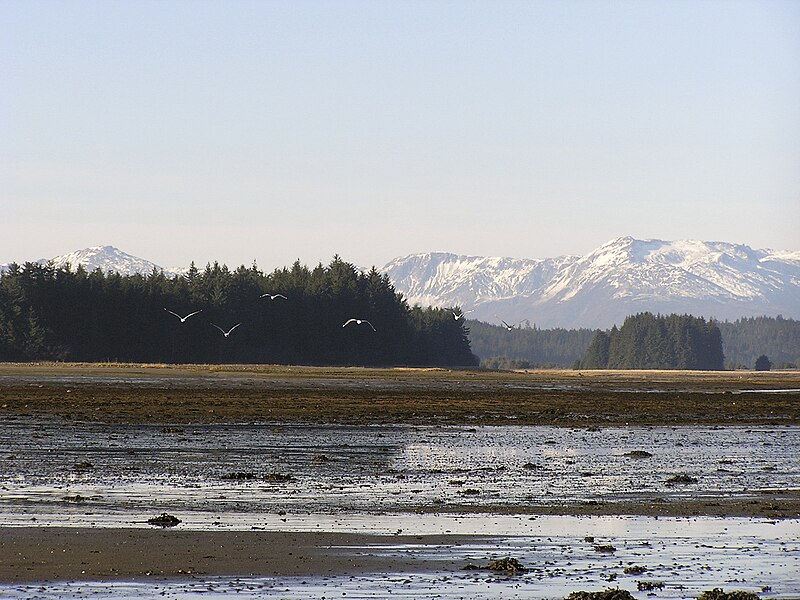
[1,362,798,426]
[0,528,474,583]
[2,363,799,587]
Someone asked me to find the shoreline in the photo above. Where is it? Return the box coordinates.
[2,509,798,584]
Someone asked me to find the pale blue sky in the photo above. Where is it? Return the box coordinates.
[2,0,799,270]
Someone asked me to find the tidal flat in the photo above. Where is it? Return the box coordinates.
[0,363,798,598]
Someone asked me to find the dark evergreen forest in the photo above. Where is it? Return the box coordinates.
[468,315,798,370]
[581,313,724,370]
[0,259,478,367]
[467,320,594,368]
[717,316,800,369]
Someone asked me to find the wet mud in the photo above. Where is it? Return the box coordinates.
[1,363,798,598]
[1,363,799,427]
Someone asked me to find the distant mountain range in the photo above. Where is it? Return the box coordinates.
[3,237,799,329]
[382,237,800,328]
[1,246,187,278]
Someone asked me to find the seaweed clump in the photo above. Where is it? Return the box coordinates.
[696,589,759,600]
[637,581,665,591]
[623,565,646,575]
[624,450,653,458]
[666,474,698,485]
[264,473,294,482]
[147,513,181,528]
[221,472,257,480]
[487,557,527,575]
[565,589,635,600]
[463,557,528,575]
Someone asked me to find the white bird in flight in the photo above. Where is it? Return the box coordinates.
[164,308,202,323]
[260,293,288,300]
[451,309,474,321]
[500,319,523,331]
[211,322,242,337]
[342,318,376,332]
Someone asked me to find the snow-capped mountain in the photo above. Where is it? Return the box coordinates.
[4,238,799,329]
[1,246,185,278]
[382,237,800,329]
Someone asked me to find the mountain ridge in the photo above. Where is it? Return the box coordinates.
[382,237,800,329]
[2,237,798,329]
[1,246,186,278]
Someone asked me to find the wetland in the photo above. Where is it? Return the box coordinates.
[0,363,798,598]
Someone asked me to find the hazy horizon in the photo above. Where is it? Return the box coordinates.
[3,1,799,269]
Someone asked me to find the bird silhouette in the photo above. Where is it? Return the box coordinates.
[210,322,241,337]
[500,319,523,331]
[260,293,287,300]
[342,318,376,332]
[164,308,202,323]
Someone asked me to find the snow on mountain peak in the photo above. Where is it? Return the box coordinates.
[3,238,798,329]
[382,237,800,328]
[47,246,175,276]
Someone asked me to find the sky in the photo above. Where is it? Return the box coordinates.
[2,0,799,271]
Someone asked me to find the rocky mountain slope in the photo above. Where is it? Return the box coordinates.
[382,237,800,329]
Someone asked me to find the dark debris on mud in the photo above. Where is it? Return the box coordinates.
[220,472,257,480]
[263,473,293,483]
[666,474,699,485]
[637,580,665,591]
[622,565,646,575]
[696,589,760,600]
[147,513,181,528]
[624,450,653,458]
[62,494,88,503]
[463,556,528,575]
[565,589,635,600]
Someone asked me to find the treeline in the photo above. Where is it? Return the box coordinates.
[468,313,798,371]
[0,258,478,367]
[717,315,800,369]
[581,313,724,370]
[467,320,594,368]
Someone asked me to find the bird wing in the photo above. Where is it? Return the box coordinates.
[343,319,357,327]
[210,323,225,334]
[501,320,512,329]
[185,310,202,319]
[228,323,242,334]
[364,320,376,331]
[164,308,181,319]
[274,294,287,300]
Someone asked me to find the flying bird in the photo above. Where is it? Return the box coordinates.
[164,308,202,323]
[500,319,522,331]
[451,309,474,321]
[260,293,287,300]
[342,318,376,332]
[210,322,241,337]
